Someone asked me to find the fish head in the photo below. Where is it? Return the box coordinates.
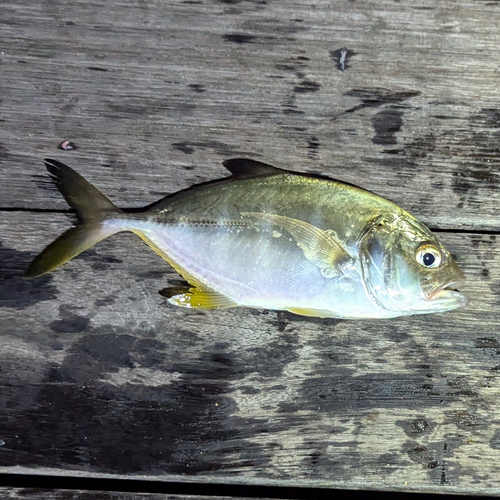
[359,213,467,316]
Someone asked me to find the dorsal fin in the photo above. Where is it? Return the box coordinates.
[222,158,286,179]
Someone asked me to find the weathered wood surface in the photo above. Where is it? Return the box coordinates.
[2,218,500,493]
[1,491,198,500]
[0,489,260,500]
[2,0,500,497]
[2,0,500,230]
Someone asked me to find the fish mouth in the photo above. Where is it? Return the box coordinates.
[427,280,468,306]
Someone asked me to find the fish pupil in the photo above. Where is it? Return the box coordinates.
[423,253,435,267]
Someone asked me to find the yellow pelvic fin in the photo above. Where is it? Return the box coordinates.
[159,285,237,309]
[241,212,352,278]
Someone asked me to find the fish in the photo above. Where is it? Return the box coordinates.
[26,158,467,319]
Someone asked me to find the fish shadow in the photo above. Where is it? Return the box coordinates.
[0,242,58,309]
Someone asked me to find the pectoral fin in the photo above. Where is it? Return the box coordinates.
[159,285,237,309]
[241,212,352,278]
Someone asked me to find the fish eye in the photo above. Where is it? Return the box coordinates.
[416,244,442,268]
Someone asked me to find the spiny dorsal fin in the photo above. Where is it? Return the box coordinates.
[222,158,286,179]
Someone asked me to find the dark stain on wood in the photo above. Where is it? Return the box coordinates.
[275,56,309,74]
[343,88,420,115]
[172,142,195,154]
[49,306,90,334]
[396,418,431,436]
[94,296,117,307]
[188,84,206,93]
[446,410,479,429]
[282,104,305,116]
[293,80,320,93]
[270,311,289,333]
[371,110,404,145]
[451,162,500,193]
[0,144,10,161]
[238,332,300,378]
[171,140,253,157]
[222,34,256,44]
[474,337,500,349]
[0,332,272,474]
[403,133,437,161]
[472,107,500,128]
[86,253,124,272]
[407,444,436,467]
[86,67,109,72]
[307,136,320,159]
[298,372,448,412]
[490,429,500,449]
[105,99,196,119]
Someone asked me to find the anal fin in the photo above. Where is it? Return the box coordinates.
[131,229,207,289]
[159,285,237,309]
[131,229,237,310]
[286,307,333,318]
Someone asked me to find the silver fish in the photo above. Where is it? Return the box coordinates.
[26,158,467,319]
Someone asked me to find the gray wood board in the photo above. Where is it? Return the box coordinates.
[2,0,500,497]
[1,212,500,494]
[0,488,263,500]
[1,0,500,230]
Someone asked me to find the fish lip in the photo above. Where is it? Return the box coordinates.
[426,279,468,305]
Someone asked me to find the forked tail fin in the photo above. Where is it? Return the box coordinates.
[25,159,124,278]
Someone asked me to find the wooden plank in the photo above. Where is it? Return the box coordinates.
[1,0,500,230]
[0,489,267,500]
[3,0,500,496]
[1,212,500,495]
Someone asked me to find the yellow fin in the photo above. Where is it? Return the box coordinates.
[286,307,332,318]
[160,286,237,309]
[26,222,118,278]
[241,212,352,278]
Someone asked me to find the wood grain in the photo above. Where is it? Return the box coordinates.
[0,489,262,500]
[2,0,500,496]
[1,0,500,229]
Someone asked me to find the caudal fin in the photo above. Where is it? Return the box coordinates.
[25,159,123,278]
